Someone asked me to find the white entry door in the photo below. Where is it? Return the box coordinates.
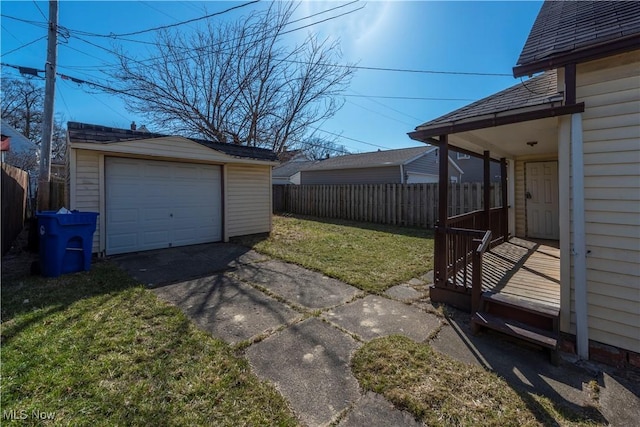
[105,157,222,255]
[525,161,559,240]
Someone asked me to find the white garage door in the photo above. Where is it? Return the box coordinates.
[106,157,222,255]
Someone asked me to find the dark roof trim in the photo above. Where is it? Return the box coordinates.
[67,121,278,162]
[408,103,585,142]
[513,33,640,78]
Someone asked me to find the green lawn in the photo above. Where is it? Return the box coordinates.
[235,215,434,293]
[352,336,605,427]
[1,263,297,426]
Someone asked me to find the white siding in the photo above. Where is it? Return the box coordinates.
[71,149,101,253]
[226,164,272,237]
[576,51,640,353]
[73,136,236,164]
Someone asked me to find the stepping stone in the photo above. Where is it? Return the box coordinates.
[152,274,300,344]
[233,260,361,309]
[420,270,434,284]
[407,278,425,287]
[339,392,421,427]
[324,295,441,342]
[246,318,362,426]
[384,284,423,302]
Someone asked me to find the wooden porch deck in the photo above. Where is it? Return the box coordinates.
[481,237,560,311]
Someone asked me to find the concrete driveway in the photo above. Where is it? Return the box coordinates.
[111,243,640,427]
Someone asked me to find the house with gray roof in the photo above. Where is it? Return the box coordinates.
[409,1,640,365]
[66,122,278,256]
[272,151,314,185]
[298,146,463,185]
[1,119,38,165]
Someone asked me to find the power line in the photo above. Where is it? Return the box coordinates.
[1,24,21,42]
[2,61,394,154]
[1,35,47,57]
[344,94,475,101]
[280,4,365,36]
[346,99,416,127]
[32,0,47,20]
[69,1,260,38]
[64,3,365,73]
[311,127,392,151]
[0,14,48,29]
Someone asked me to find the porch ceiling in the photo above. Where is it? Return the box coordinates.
[449,116,559,159]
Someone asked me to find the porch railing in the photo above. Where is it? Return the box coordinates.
[433,207,504,311]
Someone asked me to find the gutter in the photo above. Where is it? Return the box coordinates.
[513,34,640,78]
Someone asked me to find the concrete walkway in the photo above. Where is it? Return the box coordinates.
[113,243,640,427]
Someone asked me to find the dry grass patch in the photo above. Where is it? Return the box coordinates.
[1,262,297,426]
[351,336,605,427]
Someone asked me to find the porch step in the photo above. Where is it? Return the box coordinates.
[482,291,559,319]
[472,311,558,350]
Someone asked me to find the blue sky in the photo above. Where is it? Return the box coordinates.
[1,1,543,153]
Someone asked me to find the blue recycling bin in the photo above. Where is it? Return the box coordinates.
[37,210,99,277]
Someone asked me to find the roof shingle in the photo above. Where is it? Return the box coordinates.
[516,1,640,70]
[302,146,434,171]
[415,70,559,130]
[67,122,278,162]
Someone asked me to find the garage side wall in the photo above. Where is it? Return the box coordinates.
[70,149,101,253]
[226,164,272,237]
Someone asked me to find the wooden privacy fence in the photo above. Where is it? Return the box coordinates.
[273,183,502,228]
[2,163,29,255]
[49,176,67,211]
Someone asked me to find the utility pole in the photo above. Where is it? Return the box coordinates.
[37,0,58,211]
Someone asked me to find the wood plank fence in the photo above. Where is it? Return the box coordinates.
[2,163,29,255]
[273,183,502,229]
[50,176,67,211]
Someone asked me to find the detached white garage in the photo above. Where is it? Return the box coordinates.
[67,122,277,256]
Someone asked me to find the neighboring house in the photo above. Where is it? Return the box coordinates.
[0,119,38,166]
[272,152,314,185]
[452,151,502,183]
[1,119,39,195]
[299,146,463,185]
[409,1,639,363]
[66,122,278,256]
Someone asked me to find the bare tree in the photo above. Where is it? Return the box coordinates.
[1,77,44,142]
[1,76,68,166]
[298,137,350,160]
[111,2,354,153]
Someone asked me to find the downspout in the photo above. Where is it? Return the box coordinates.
[400,164,405,184]
[571,112,588,359]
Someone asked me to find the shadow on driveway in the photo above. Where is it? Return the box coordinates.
[110,242,267,287]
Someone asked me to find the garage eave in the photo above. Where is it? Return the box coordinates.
[69,140,278,166]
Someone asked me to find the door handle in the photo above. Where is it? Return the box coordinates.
[526,191,532,199]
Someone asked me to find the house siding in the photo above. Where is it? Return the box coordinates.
[300,166,401,185]
[226,164,272,237]
[404,152,439,176]
[575,51,640,353]
[71,149,101,253]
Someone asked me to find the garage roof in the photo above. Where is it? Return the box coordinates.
[67,122,278,162]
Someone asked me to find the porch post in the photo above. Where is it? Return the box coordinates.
[436,135,449,286]
[571,112,589,360]
[500,158,508,242]
[483,151,491,230]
